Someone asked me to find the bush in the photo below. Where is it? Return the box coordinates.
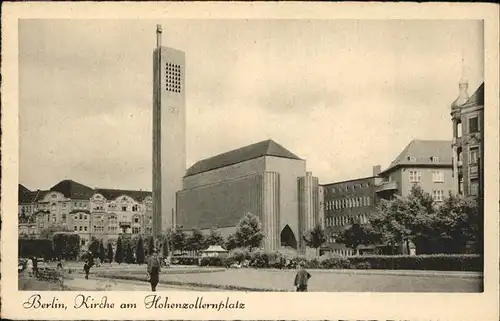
[19,238,53,260]
[171,256,199,266]
[52,232,80,260]
[345,254,482,271]
[200,256,225,267]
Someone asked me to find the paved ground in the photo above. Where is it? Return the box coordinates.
[33,262,483,292]
[96,268,482,292]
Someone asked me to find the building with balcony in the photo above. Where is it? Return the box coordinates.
[376,140,454,202]
[450,80,484,198]
[18,180,153,248]
[176,139,320,252]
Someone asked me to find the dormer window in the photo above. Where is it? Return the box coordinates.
[431,156,440,163]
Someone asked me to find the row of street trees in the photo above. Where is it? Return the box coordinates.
[334,185,482,255]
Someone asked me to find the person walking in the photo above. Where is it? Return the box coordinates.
[83,259,91,279]
[147,249,161,291]
[32,257,38,276]
[26,257,34,277]
[294,263,311,292]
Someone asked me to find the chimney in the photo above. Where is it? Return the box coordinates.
[156,24,162,48]
[373,165,381,176]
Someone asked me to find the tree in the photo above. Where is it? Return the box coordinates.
[303,224,327,255]
[125,242,134,264]
[145,235,155,256]
[225,233,239,251]
[114,236,124,264]
[106,242,114,263]
[162,235,170,257]
[370,184,435,254]
[204,227,225,247]
[370,184,481,254]
[234,213,264,250]
[136,236,145,264]
[434,193,480,254]
[88,237,100,257]
[337,218,379,255]
[40,225,71,239]
[52,232,80,260]
[187,229,206,253]
[170,230,187,254]
[98,239,106,262]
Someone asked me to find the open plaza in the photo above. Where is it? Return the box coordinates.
[19,261,482,293]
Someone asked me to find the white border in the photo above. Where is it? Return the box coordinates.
[2,2,499,320]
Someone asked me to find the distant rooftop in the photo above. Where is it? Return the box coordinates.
[380,139,452,174]
[185,139,302,177]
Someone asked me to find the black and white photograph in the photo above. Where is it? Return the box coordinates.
[1,2,499,321]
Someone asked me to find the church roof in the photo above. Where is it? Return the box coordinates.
[93,188,152,202]
[50,180,94,200]
[380,140,452,175]
[185,139,302,177]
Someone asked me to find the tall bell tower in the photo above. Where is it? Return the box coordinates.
[152,24,186,238]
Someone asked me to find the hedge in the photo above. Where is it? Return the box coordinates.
[19,238,53,260]
[169,252,482,272]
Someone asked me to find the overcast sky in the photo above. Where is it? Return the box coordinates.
[19,19,484,190]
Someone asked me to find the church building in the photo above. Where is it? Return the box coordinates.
[176,139,320,252]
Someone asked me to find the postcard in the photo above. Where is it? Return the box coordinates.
[1,2,499,320]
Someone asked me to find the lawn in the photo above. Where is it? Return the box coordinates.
[98,268,482,292]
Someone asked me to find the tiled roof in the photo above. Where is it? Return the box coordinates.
[50,180,94,200]
[19,184,37,203]
[93,188,152,202]
[185,139,302,177]
[463,82,484,107]
[381,140,452,174]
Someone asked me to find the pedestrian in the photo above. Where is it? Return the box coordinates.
[83,259,91,279]
[294,262,311,292]
[32,257,39,276]
[26,257,34,277]
[147,249,161,291]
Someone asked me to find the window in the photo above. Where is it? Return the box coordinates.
[469,116,479,133]
[79,213,83,220]
[74,226,77,231]
[431,156,440,163]
[132,205,138,212]
[132,227,141,234]
[79,226,83,231]
[134,217,139,223]
[470,180,479,196]
[409,171,421,183]
[84,226,88,231]
[432,170,445,183]
[122,206,127,211]
[407,156,416,162]
[469,147,479,164]
[62,214,66,220]
[432,190,444,202]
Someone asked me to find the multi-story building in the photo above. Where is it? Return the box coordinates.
[375,140,454,202]
[321,173,379,256]
[176,139,320,252]
[450,80,484,198]
[18,180,153,248]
